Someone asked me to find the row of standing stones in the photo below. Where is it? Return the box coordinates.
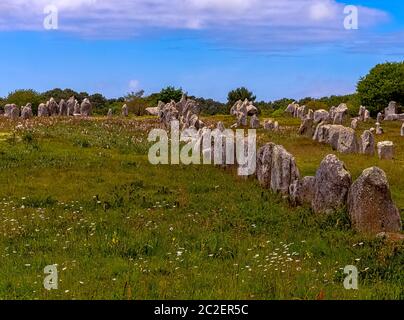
[2,97,93,119]
[1,97,134,120]
[1,95,403,237]
[256,145,402,236]
[225,99,403,237]
[290,101,404,160]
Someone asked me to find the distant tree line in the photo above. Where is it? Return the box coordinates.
[1,61,402,116]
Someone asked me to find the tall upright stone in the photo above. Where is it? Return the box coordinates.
[348,167,402,234]
[59,99,68,116]
[312,154,352,214]
[80,98,92,117]
[360,130,375,156]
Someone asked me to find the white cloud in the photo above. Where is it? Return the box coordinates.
[0,0,391,51]
[129,79,140,91]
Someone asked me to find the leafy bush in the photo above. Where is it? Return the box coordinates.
[357,61,404,114]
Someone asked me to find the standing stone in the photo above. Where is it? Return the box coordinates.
[289,176,315,206]
[369,127,376,135]
[250,114,260,129]
[67,96,76,116]
[298,118,314,137]
[107,109,113,118]
[48,98,59,116]
[10,105,20,120]
[351,118,359,130]
[358,106,366,122]
[314,109,330,124]
[80,98,92,116]
[285,103,298,116]
[364,110,371,122]
[273,121,279,132]
[256,143,300,195]
[21,104,33,120]
[312,154,352,214]
[401,123,404,137]
[333,103,348,125]
[4,104,15,118]
[217,121,225,132]
[38,103,49,117]
[337,127,358,154]
[377,112,383,123]
[263,120,274,131]
[122,104,129,117]
[348,167,402,234]
[377,141,394,160]
[385,101,398,117]
[376,123,383,135]
[360,130,375,156]
[73,100,81,115]
[237,112,247,127]
[59,99,68,116]
[307,109,314,121]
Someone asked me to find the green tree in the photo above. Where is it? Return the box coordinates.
[157,86,184,103]
[357,61,404,114]
[227,87,256,106]
[6,89,42,114]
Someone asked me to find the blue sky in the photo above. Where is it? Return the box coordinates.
[0,0,403,102]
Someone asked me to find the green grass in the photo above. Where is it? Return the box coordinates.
[0,116,402,300]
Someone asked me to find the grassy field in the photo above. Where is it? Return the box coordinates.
[0,115,402,300]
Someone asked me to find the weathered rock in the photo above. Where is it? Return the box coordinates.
[377,112,383,123]
[256,143,300,195]
[10,105,20,120]
[237,112,247,127]
[59,99,68,116]
[348,167,402,234]
[312,154,352,214]
[73,100,81,115]
[247,103,258,116]
[80,98,92,116]
[364,110,371,122]
[4,104,16,118]
[370,127,376,134]
[285,103,299,116]
[21,104,33,120]
[337,127,358,153]
[376,123,383,135]
[385,101,398,117]
[145,107,159,116]
[273,121,279,131]
[351,118,359,130]
[314,109,329,123]
[122,104,129,117]
[332,103,348,125]
[307,109,314,121]
[67,96,76,116]
[358,106,366,121]
[38,103,49,117]
[217,121,225,132]
[48,98,59,116]
[263,120,274,131]
[360,130,375,156]
[107,109,113,118]
[250,115,260,129]
[313,124,358,154]
[377,141,394,160]
[159,95,204,130]
[289,176,315,206]
[296,105,307,119]
[298,118,314,137]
